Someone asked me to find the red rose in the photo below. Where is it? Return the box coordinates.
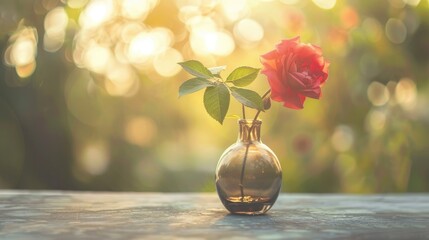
[261,37,329,109]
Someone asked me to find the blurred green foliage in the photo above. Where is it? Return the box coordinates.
[0,0,428,192]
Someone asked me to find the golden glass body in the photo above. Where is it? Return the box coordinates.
[215,120,282,215]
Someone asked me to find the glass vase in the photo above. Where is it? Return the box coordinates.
[215,119,282,215]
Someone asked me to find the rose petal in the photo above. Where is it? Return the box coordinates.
[275,87,306,109]
[322,61,330,74]
[305,58,326,75]
[261,49,279,60]
[300,87,321,99]
[261,36,328,110]
[261,58,277,71]
[288,72,306,89]
[318,71,329,86]
[282,93,305,109]
[271,87,286,101]
[295,44,321,59]
[284,53,297,73]
[262,69,285,91]
[310,44,323,55]
[276,36,300,53]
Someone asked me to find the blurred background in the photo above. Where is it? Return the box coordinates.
[0,0,428,193]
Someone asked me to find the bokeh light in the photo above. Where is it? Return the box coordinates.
[403,0,421,6]
[78,142,110,176]
[67,0,89,9]
[122,0,158,19]
[124,117,158,147]
[367,82,390,106]
[362,18,383,42]
[1,0,429,193]
[331,125,354,152]
[105,64,139,96]
[220,0,249,22]
[365,109,387,133]
[43,7,68,52]
[385,18,407,44]
[153,48,184,77]
[280,0,301,5]
[3,26,38,79]
[127,28,173,64]
[233,18,264,47]
[79,0,115,29]
[395,78,417,111]
[312,0,336,10]
[83,42,112,74]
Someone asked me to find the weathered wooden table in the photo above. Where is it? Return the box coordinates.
[0,191,428,239]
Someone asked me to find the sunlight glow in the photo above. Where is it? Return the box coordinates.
[367,82,390,106]
[79,142,110,176]
[366,109,387,133]
[44,7,68,52]
[233,18,264,46]
[153,48,183,77]
[341,7,359,29]
[12,39,35,66]
[4,27,38,78]
[124,117,158,147]
[44,32,65,52]
[44,7,68,37]
[122,0,153,19]
[395,78,417,110]
[15,62,36,79]
[83,43,112,74]
[191,30,235,56]
[331,125,354,152]
[127,28,173,64]
[312,0,336,9]
[79,0,114,29]
[403,0,421,6]
[67,0,89,9]
[187,16,217,32]
[178,5,201,25]
[105,64,139,96]
[120,22,146,43]
[72,0,166,95]
[220,0,249,22]
[128,32,158,62]
[280,0,301,4]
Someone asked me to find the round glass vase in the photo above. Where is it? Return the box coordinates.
[215,119,282,215]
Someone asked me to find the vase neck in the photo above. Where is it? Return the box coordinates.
[238,119,262,143]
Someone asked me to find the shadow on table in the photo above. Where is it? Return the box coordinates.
[211,213,279,231]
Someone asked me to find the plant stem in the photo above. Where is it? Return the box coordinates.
[261,89,272,99]
[251,89,271,127]
[242,104,246,120]
[239,143,250,202]
[238,89,271,202]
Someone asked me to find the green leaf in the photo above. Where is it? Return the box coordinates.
[178,60,214,79]
[179,78,214,97]
[208,65,226,75]
[226,66,260,87]
[203,84,230,124]
[230,87,263,111]
[226,114,241,119]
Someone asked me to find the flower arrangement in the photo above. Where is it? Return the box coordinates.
[178,36,329,215]
[178,36,329,124]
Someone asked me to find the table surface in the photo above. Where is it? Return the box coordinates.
[0,191,428,240]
